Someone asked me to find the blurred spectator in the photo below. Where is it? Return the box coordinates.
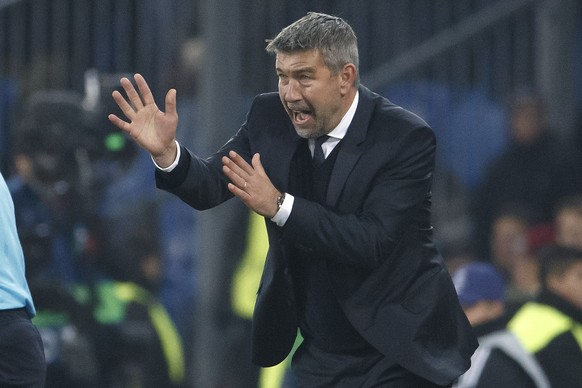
[33,224,186,388]
[453,262,507,327]
[554,194,582,249]
[508,245,582,387]
[489,206,541,307]
[87,229,186,388]
[7,90,106,285]
[6,92,108,387]
[31,279,102,387]
[452,261,550,388]
[7,88,185,387]
[472,90,580,259]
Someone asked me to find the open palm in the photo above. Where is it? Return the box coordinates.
[108,73,179,166]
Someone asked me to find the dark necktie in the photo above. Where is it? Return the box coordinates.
[313,135,329,165]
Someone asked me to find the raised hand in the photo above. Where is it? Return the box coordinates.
[108,73,179,168]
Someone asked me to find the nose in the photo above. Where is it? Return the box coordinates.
[282,79,301,103]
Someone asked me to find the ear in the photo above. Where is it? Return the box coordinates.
[339,63,357,93]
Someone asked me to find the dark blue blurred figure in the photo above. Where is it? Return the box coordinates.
[472,90,581,259]
[8,88,186,387]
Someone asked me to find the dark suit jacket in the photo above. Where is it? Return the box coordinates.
[156,86,478,385]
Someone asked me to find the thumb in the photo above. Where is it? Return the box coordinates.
[165,89,178,117]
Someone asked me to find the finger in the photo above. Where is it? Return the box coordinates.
[251,153,266,175]
[134,73,156,107]
[223,155,250,181]
[111,90,136,120]
[222,162,247,189]
[108,114,130,133]
[227,182,252,203]
[165,89,178,118]
[120,77,144,110]
[223,167,248,192]
[228,151,254,175]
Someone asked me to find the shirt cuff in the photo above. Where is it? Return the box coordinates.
[271,193,294,227]
[152,140,181,172]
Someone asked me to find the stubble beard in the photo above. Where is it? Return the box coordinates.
[293,123,328,139]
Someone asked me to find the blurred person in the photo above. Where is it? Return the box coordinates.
[7,113,109,386]
[8,88,184,387]
[30,279,101,388]
[554,194,582,249]
[108,12,476,387]
[508,244,582,387]
[32,214,185,388]
[453,262,507,328]
[7,110,106,387]
[452,261,549,388]
[7,92,104,285]
[82,218,184,388]
[472,90,579,259]
[489,206,541,307]
[0,171,46,387]
[8,124,92,284]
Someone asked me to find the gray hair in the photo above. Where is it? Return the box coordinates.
[265,12,359,86]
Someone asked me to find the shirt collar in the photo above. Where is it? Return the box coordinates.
[326,91,359,141]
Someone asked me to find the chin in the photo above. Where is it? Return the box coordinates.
[294,126,326,139]
[294,127,314,139]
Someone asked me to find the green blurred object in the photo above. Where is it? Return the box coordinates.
[105,133,125,152]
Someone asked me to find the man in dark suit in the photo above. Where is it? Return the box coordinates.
[109,12,477,387]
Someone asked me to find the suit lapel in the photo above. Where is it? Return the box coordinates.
[327,86,376,206]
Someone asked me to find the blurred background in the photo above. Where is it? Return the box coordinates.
[0,0,581,387]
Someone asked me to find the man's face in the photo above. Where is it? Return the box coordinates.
[491,215,528,271]
[548,261,582,310]
[276,50,346,139]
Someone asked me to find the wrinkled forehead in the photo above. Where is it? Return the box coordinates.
[275,50,326,70]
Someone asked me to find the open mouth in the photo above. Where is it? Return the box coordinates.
[291,109,313,126]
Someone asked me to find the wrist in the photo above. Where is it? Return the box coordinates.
[152,140,180,171]
[153,141,179,169]
[271,192,293,227]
